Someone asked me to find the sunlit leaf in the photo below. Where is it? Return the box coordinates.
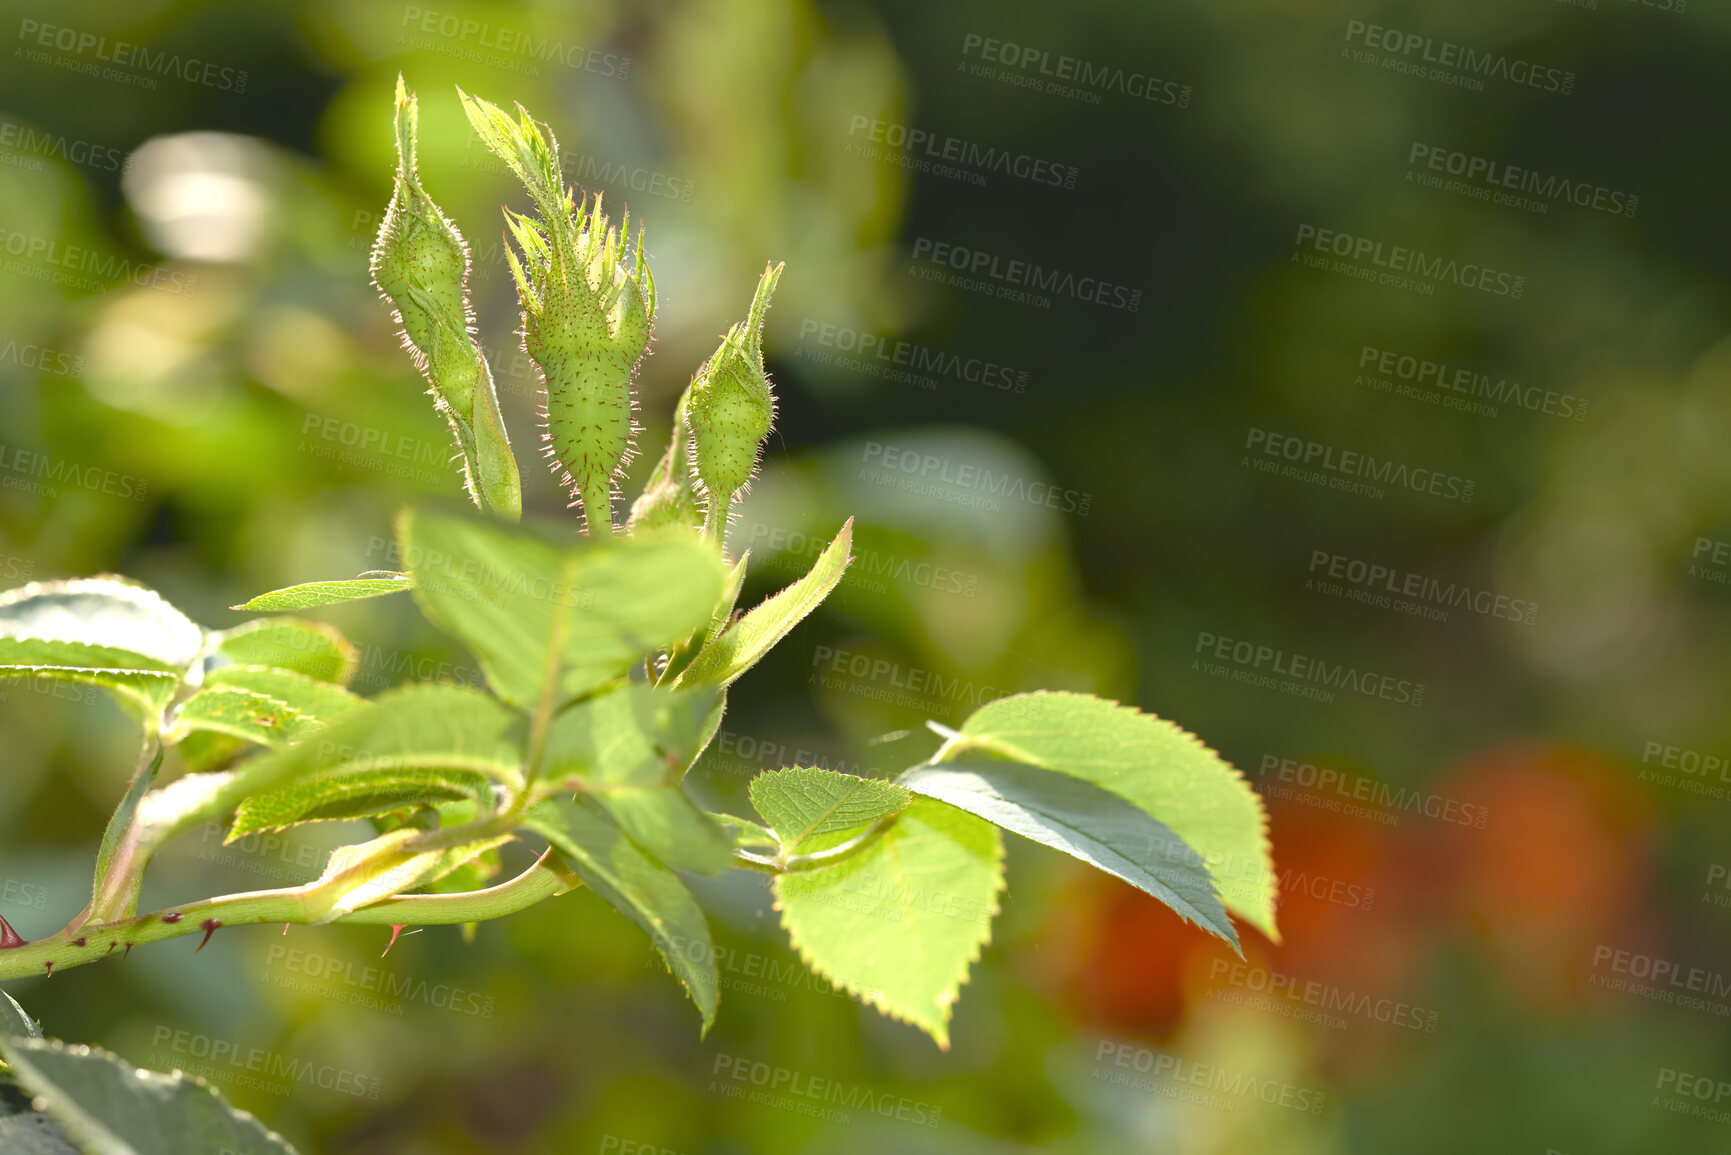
[524,797,719,1032]
[947,691,1277,940]
[677,520,851,689]
[901,760,1237,949]
[748,767,909,855]
[230,576,410,612]
[231,767,492,837]
[773,796,1003,1049]
[398,508,726,708]
[211,619,357,684]
[222,683,526,821]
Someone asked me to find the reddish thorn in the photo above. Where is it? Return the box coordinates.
[106,941,117,955]
[282,924,290,935]
[72,937,85,948]
[162,912,183,924]
[42,961,51,977]
[382,924,407,958]
[194,919,221,953]
[122,942,134,961]
[0,916,26,949]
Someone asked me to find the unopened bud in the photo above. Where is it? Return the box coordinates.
[461,89,654,536]
[370,76,521,519]
[686,263,782,516]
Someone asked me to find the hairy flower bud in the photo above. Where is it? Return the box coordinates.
[685,263,782,537]
[461,89,655,536]
[370,76,521,520]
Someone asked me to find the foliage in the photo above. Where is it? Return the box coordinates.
[0,81,1274,1153]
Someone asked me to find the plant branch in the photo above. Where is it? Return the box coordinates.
[0,851,579,983]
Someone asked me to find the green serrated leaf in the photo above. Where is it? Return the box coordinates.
[230,576,411,612]
[748,767,910,855]
[0,639,181,715]
[677,520,851,689]
[221,683,526,823]
[948,691,1277,941]
[0,578,202,669]
[774,796,1002,1049]
[165,687,321,749]
[201,667,362,724]
[211,619,358,684]
[0,991,40,1039]
[538,684,720,790]
[593,788,735,875]
[900,761,1238,950]
[398,508,726,708]
[524,797,719,1033]
[0,1036,299,1155]
[231,767,492,837]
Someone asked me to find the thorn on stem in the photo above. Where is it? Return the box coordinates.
[162,912,183,924]
[122,942,134,961]
[0,916,26,949]
[382,924,421,957]
[195,919,222,953]
[72,938,85,948]
[42,961,51,977]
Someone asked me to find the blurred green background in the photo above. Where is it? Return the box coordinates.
[2,0,1730,1151]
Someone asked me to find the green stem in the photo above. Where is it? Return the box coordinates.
[0,852,578,984]
[729,816,897,874]
[583,479,614,538]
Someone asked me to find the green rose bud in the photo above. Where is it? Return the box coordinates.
[685,262,783,540]
[370,76,521,520]
[461,89,655,537]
